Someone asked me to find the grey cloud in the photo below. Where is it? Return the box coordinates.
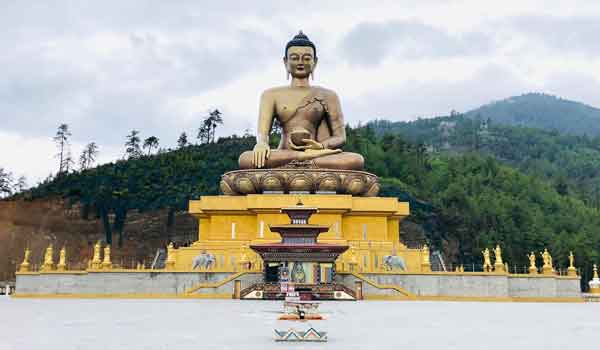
[344,64,528,122]
[506,16,600,55]
[340,20,493,65]
[0,25,277,147]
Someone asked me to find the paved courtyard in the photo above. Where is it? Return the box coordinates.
[1,298,598,349]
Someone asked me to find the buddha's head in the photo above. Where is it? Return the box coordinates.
[284,31,317,79]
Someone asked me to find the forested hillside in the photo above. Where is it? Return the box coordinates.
[464,93,600,136]
[10,124,599,287]
[369,115,600,208]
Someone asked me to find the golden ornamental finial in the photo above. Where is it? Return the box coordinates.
[19,247,31,272]
[594,264,599,280]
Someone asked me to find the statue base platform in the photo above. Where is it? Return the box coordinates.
[220,162,379,197]
[542,266,555,275]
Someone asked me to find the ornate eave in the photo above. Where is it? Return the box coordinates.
[250,243,349,262]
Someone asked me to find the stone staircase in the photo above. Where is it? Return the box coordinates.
[151,248,167,269]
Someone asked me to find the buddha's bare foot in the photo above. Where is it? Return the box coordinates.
[297,149,342,160]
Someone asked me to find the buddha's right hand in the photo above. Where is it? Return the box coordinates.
[252,142,270,168]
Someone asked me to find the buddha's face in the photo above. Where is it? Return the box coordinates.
[284,46,317,79]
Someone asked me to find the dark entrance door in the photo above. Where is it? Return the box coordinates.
[265,263,279,283]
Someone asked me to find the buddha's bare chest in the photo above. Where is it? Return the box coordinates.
[274,90,328,124]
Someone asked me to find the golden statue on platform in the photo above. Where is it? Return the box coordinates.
[102,245,112,269]
[19,247,31,272]
[165,242,176,271]
[482,248,492,272]
[567,251,577,276]
[528,252,537,274]
[540,248,554,275]
[41,244,55,272]
[493,245,505,273]
[57,246,67,271]
[91,241,102,269]
[221,32,379,196]
[421,244,431,272]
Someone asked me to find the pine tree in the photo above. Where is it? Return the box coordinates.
[53,124,71,175]
[177,132,188,149]
[125,130,142,158]
[79,142,99,170]
[143,136,160,155]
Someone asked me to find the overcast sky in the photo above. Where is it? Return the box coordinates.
[2,1,600,184]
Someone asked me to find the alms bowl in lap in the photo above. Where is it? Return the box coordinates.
[220,161,380,197]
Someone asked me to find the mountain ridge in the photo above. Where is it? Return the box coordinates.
[463,92,600,136]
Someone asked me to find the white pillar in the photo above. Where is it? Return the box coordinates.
[259,221,264,238]
[231,222,236,239]
[362,224,367,241]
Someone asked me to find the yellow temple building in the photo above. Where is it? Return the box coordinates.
[169,194,429,274]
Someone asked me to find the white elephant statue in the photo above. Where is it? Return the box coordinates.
[192,252,216,270]
[383,255,407,271]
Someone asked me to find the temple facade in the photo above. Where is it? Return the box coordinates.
[167,194,428,276]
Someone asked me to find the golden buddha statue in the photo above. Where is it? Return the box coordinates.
[238,31,364,171]
[41,244,55,272]
[222,31,379,196]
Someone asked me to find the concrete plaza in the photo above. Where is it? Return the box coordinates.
[1,298,598,349]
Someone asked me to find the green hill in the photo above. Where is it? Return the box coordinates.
[369,115,600,208]
[464,93,600,136]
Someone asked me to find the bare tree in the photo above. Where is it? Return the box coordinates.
[143,136,160,155]
[15,175,27,193]
[53,124,71,174]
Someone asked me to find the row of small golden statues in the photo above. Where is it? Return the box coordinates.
[19,241,132,272]
[18,241,576,277]
[480,245,578,276]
